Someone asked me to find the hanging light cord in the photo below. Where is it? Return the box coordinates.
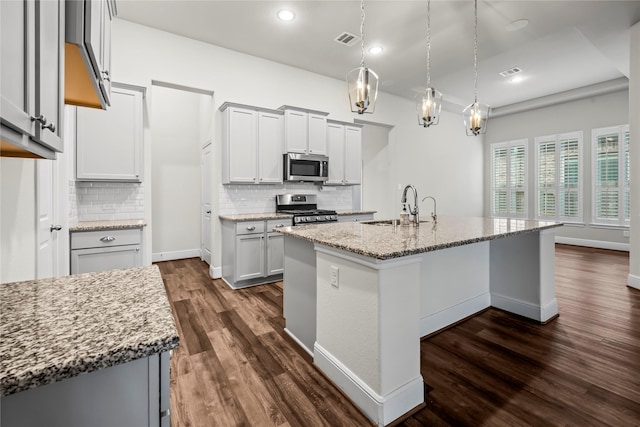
[473,0,478,103]
[426,0,431,88]
[360,0,366,68]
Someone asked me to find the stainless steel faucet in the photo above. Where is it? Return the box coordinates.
[422,196,437,222]
[401,185,419,225]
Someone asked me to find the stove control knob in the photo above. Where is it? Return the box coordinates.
[306,217,312,222]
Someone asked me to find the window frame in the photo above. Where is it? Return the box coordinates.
[490,139,528,219]
[534,131,584,223]
[591,125,630,227]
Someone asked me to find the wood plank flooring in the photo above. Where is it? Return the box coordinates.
[156,244,640,426]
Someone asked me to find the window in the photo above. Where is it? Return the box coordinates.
[491,140,527,218]
[592,125,630,226]
[534,132,583,222]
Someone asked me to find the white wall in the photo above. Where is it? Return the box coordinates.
[110,18,485,271]
[150,85,203,258]
[485,89,630,246]
[1,158,36,282]
[629,21,640,285]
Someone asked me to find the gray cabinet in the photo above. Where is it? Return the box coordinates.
[326,120,363,185]
[220,102,283,184]
[76,84,144,181]
[337,213,374,223]
[0,0,64,159]
[71,228,143,274]
[221,218,291,288]
[65,0,116,109]
[279,105,329,155]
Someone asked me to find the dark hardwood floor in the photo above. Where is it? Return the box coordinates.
[156,244,640,426]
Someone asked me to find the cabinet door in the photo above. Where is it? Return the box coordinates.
[326,123,345,184]
[71,245,142,274]
[266,233,284,276]
[344,126,362,184]
[284,110,307,153]
[99,0,113,105]
[308,113,327,155]
[257,111,283,183]
[33,0,64,152]
[228,108,257,183]
[76,86,143,181]
[235,234,264,281]
[0,0,34,137]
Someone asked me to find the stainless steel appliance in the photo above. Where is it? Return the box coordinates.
[283,153,329,182]
[275,194,338,225]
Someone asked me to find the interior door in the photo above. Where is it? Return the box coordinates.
[201,142,212,265]
[36,160,60,279]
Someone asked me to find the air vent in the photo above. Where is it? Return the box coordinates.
[334,32,361,47]
[499,67,522,77]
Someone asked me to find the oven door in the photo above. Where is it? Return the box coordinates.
[284,153,328,182]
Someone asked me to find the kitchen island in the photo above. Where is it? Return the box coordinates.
[276,216,562,426]
[0,265,179,427]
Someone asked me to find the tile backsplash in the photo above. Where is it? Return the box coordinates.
[70,181,145,222]
[219,183,355,215]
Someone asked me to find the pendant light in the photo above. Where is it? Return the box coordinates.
[417,0,443,127]
[347,0,379,114]
[463,0,490,136]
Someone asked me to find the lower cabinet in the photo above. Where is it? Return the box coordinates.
[71,228,143,274]
[222,218,291,288]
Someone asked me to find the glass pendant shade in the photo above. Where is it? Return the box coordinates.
[347,66,379,114]
[463,101,490,136]
[416,87,443,127]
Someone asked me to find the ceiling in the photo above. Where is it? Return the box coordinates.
[116,0,640,109]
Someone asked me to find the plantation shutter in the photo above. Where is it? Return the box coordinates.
[595,132,619,221]
[559,137,580,219]
[493,146,508,215]
[510,145,526,215]
[624,130,630,220]
[537,141,556,217]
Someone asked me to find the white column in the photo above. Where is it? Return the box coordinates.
[629,21,640,289]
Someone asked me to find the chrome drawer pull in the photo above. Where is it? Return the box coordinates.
[274,223,284,228]
[246,226,256,231]
[100,236,116,242]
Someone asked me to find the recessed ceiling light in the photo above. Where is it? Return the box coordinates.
[277,9,295,21]
[511,76,525,84]
[505,19,529,32]
[368,46,383,55]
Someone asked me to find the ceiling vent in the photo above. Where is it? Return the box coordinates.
[334,32,361,47]
[499,66,522,77]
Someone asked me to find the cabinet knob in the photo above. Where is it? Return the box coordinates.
[101,70,111,82]
[206,210,212,214]
[275,223,284,228]
[246,226,256,231]
[42,122,56,132]
[31,114,48,125]
[100,236,116,242]
[50,225,62,232]
[136,248,140,252]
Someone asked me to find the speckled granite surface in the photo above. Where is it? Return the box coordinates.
[275,216,562,260]
[219,213,294,221]
[69,219,147,232]
[0,265,179,397]
[335,210,377,216]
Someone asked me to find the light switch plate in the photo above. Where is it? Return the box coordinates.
[330,265,339,288]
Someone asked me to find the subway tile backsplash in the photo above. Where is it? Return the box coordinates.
[70,181,145,222]
[219,183,354,215]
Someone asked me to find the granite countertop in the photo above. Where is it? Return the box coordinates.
[0,265,179,397]
[274,216,563,260]
[335,210,377,216]
[69,219,147,232]
[219,213,294,222]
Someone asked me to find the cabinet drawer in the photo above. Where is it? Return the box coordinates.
[236,221,265,235]
[267,219,291,232]
[71,228,142,250]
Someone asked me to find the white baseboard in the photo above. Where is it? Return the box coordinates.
[313,343,424,426]
[555,236,629,252]
[284,328,313,357]
[152,249,200,262]
[491,293,558,322]
[209,265,222,279]
[628,274,640,290]
[420,292,491,337]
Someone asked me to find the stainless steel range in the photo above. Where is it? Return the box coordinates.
[275,194,338,225]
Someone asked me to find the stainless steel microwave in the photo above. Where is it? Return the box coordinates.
[283,153,329,182]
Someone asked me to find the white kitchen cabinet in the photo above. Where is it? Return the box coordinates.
[70,228,143,274]
[326,120,363,185]
[221,218,291,288]
[279,105,329,155]
[76,84,144,181]
[65,0,116,109]
[337,213,374,223]
[220,102,283,184]
[0,0,65,159]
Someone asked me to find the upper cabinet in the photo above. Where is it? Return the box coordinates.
[76,84,144,182]
[0,0,65,159]
[279,105,329,155]
[220,102,284,185]
[326,120,363,185]
[65,0,116,109]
